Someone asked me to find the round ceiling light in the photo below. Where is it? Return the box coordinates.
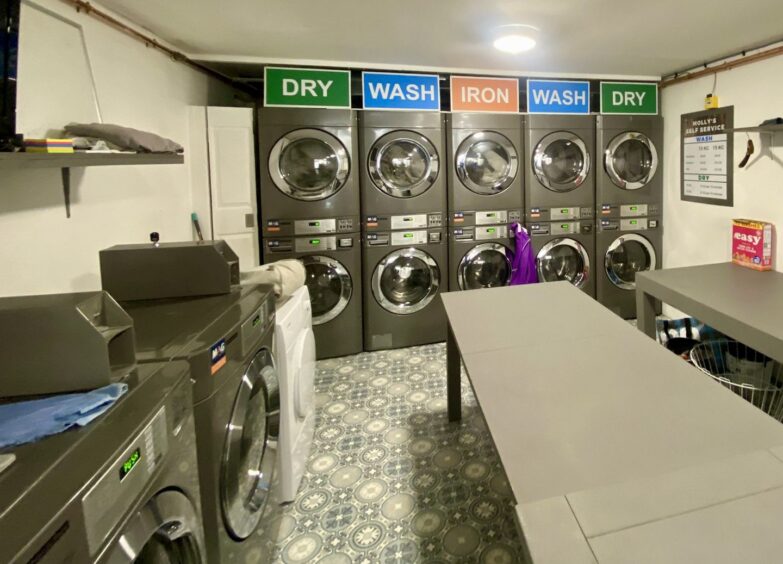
[493,34,536,54]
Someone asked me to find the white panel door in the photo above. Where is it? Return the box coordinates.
[207,107,259,268]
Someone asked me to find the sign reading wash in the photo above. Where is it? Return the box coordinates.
[600,82,658,114]
[264,67,351,108]
[527,79,590,114]
[362,72,440,110]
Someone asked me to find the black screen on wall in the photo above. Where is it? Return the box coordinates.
[1,0,20,142]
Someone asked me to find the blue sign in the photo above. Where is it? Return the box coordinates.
[362,72,440,111]
[527,80,590,114]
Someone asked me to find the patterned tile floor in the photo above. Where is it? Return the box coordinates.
[271,343,524,564]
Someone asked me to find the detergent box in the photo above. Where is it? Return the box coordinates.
[732,219,774,271]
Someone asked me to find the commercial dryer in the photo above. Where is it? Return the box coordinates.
[596,217,662,318]
[525,114,595,223]
[528,221,595,297]
[264,232,362,359]
[447,113,524,227]
[359,111,447,232]
[596,115,663,218]
[259,107,360,237]
[0,361,206,564]
[363,228,448,350]
[448,224,513,290]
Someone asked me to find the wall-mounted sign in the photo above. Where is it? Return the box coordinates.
[526,79,590,114]
[600,82,658,115]
[362,72,440,111]
[681,106,734,206]
[450,76,519,113]
[264,67,351,108]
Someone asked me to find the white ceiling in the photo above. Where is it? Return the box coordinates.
[98,0,783,80]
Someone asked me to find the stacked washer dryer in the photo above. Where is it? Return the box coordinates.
[359,111,448,350]
[446,113,523,290]
[596,115,663,318]
[525,115,596,295]
[259,108,363,359]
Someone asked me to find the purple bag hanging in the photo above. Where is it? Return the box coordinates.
[507,222,538,285]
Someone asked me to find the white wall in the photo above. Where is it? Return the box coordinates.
[0,0,238,296]
[661,57,783,272]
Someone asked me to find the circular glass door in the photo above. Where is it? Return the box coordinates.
[268,129,350,201]
[605,132,659,190]
[372,248,440,314]
[532,132,590,192]
[604,234,657,290]
[302,256,352,325]
[221,348,280,541]
[368,130,439,198]
[458,243,512,290]
[536,238,590,288]
[455,131,519,195]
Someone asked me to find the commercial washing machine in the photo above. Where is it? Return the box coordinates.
[0,361,206,564]
[123,285,282,563]
[264,232,362,359]
[596,217,663,318]
[448,224,513,290]
[359,111,447,232]
[528,221,596,297]
[596,115,663,218]
[447,113,524,227]
[525,114,595,223]
[259,108,360,237]
[363,228,448,350]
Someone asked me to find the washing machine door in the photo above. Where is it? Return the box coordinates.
[221,348,280,541]
[605,131,659,190]
[458,243,512,290]
[293,327,316,420]
[302,255,352,325]
[532,131,590,192]
[455,131,519,195]
[536,238,591,288]
[368,130,440,198]
[103,490,205,564]
[372,248,440,314]
[604,233,657,290]
[268,129,350,201]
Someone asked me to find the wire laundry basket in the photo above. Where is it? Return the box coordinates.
[690,339,783,422]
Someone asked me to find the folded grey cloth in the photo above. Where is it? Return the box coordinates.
[241,260,306,302]
[64,123,183,153]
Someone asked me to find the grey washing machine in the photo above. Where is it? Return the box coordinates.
[359,111,447,232]
[525,114,596,223]
[259,107,360,237]
[263,232,362,359]
[596,115,663,218]
[363,228,448,350]
[448,224,513,290]
[123,285,282,563]
[0,361,206,564]
[446,112,524,227]
[596,217,663,318]
[528,221,596,297]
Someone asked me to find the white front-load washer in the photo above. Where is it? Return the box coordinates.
[275,285,317,502]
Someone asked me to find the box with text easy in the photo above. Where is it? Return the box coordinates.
[732,219,774,271]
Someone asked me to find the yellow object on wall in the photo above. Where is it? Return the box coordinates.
[704,94,720,109]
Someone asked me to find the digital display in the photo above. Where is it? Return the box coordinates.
[487,228,496,233]
[561,224,569,229]
[252,314,261,327]
[403,217,412,221]
[404,233,413,238]
[310,239,320,245]
[561,208,569,213]
[309,221,320,227]
[487,213,496,217]
[119,448,141,481]
[631,206,638,210]
[631,220,638,225]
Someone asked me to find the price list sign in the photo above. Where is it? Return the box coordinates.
[681,106,734,206]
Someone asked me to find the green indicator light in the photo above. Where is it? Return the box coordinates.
[562,224,569,229]
[488,228,496,233]
[631,206,638,210]
[311,239,321,245]
[404,233,414,238]
[630,220,638,225]
[119,448,141,481]
[252,315,261,327]
[561,209,569,213]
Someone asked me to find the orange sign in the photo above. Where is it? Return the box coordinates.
[450,76,519,113]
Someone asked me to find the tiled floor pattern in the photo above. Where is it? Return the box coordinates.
[272,343,524,563]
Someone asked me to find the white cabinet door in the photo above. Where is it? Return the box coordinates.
[207,107,259,268]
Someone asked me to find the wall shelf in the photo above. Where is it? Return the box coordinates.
[725,123,783,134]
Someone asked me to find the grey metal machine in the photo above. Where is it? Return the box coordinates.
[0,360,206,564]
[528,221,596,297]
[596,216,663,318]
[363,227,447,350]
[263,232,362,359]
[123,285,282,563]
[448,224,513,290]
[525,114,595,223]
[359,111,447,232]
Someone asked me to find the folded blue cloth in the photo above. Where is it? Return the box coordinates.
[0,383,128,449]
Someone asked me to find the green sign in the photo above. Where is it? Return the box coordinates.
[264,67,351,108]
[600,82,658,115]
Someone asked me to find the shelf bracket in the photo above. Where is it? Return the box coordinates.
[61,167,71,218]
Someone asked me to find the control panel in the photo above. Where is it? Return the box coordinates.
[265,217,356,236]
[599,203,661,218]
[600,218,660,231]
[451,225,510,241]
[451,209,522,226]
[365,229,444,247]
[365,213,442,231]
[391,230,428,246]
[266,235,355,253]
[529,222,593,236]
[528,207,594,221]
[295,236,338,252]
